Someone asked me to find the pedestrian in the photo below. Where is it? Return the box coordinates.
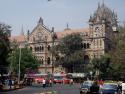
[98,79,104,89]
[118,81,122,94]
[122,80,125,94]
[70,79,73,86]
[49,79,52,87]
[27,78,30,86]
[0,80,3,91]
[90,80,99,94]
[8,79,12,89]
[42,78,46,88]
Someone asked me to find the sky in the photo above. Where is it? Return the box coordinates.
[0,0,125,35]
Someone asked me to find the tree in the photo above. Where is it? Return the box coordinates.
[8,44,39,78]
[109,25,125,79]
[0,23,11,75]
[91,54,110,79]
[52,33,84,72]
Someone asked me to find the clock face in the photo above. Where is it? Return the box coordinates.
[95,26,100,32]
[93,26,104,37]
[95,25,104,32]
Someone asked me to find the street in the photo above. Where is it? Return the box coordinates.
[0,84,80,94]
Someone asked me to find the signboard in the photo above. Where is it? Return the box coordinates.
[69,73,85,78]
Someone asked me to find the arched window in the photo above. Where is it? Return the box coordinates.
[35,47,37,52]
[37,47,39,51]
[40,56,44,65]
[56,56,59,61]
[84,55,89,64]
[87,43,90,49]
[42,46,44,51]
[41,59,44,65]
[81,43,84,48]
[48,45,50,51]
[47,57,50,65]
[40,46,42,52]
[83,43,86,49]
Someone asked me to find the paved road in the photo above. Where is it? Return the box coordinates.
[1,84,80,94]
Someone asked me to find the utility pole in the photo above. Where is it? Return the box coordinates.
[45,36,47,73]
[51,27,54,74]
[18,45,22,84]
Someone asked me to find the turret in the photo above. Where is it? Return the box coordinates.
[27,30,30,41]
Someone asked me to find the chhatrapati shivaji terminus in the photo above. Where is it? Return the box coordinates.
[10,2,118,74]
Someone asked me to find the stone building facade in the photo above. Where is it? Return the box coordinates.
[10,3,118,74]
[27,17,56,73]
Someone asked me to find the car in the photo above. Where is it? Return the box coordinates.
[100,83,119,94]
[53,73,71,84]
[53,76,63,84]
[80,81,93,94]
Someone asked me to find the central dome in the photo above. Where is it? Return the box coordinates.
[89,3,117,25]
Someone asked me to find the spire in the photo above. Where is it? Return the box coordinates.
[27,30,30,41]
[98,2,100,9]
[89,15,93,22]
[102,0,105,6]
[27,29,30,35]
[64,23,71,31]
[38,17,43,25]
[52,27,54,32]
[67,23,69,29]
[115,13,118,20]
[21,25,24,36]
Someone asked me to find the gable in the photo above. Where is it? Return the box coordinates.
[29,24,52,43]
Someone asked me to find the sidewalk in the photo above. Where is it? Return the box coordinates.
[1,84,24,92]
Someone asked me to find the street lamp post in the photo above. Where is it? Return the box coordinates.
[51,27,55,74]
[18,45,22,84]
[45,36,47,73]
[90,71,93,80]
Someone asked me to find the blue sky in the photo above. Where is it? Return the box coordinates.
[0,0,125,35]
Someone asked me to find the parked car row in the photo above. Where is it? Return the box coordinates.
[80,80,121,94]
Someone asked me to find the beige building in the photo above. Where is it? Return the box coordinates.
[10,3,118,74]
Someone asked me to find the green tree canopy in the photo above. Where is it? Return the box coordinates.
[109,25,125,77]
[52,33,84,72]
[8,44,39,77]
[0,23,11,74]
[91,54,110,74]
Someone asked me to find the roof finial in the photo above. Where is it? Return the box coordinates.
[67,23,69,29]
[38,17,43,25]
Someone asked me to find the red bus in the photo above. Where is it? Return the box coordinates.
[53,73,71,84]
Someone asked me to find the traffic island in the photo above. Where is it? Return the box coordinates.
[39,91,57,94]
